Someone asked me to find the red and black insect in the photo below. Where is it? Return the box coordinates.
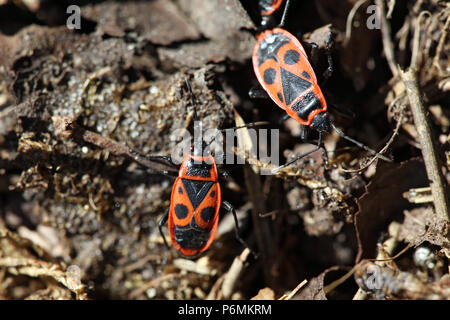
[159,144,225,258]
[130,80,257,267]
[251,0,391,172]
[253,27,327,129]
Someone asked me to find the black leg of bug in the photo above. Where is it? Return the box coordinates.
[321,141,330,169]
[322,30,334,81]
[322,50,334,82]
[330,123,392,162]
[272,131,327,173]
[144,168,178,176]
[129,149,174,166]
[305,42,320,66]
[273,120,391,173]
[300,124,310,141]
[157,208,171,274]
[299,135,330,169]
[221,201,258,259]
[306,43,333,83]
[304,36,334,84]
[203,121,269,163]
[128,148,179,175]
[214,119,268,172]
[249,87,271,99]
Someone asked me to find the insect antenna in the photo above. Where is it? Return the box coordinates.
[203,121,269,153]
[330,123,392,162]
[279,0,293,28]
[271,131,327,173]
[184,78,205,157]
[184,78,199,121]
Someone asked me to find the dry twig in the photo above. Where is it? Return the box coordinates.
[345,0,369,44]
[279,279,308,300]
[376,0,398,77]
[52,116,176,173]
[221,248,251,299]
[399,68,450,221]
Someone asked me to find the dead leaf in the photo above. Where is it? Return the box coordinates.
[355,159,428,261]
[295,266,344,300]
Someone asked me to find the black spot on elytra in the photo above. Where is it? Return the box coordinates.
[264,68,276,85]
[210,191,215,198]
[284,50,299,65]
[201,206,215,222]
[174,204,188,219]
[178,187,183,194]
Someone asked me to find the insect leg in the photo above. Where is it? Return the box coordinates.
[305,42,320,66]
[305,35,334,82]
[272,132,326,173]
[321,140,330,169]
[322,49,334,81]
[129,149,173,164]
[221,201,258,258]
[300,130,329,168]
[300,124,310,141]
[128,148,178,175]
[157,208,170,273]
[331,123,392,162]
[158,208,170,249]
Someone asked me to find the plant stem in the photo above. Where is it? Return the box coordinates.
[399,68,450,221]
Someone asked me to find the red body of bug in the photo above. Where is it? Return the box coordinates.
[168,153,221,257]
[252,27,328,129]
